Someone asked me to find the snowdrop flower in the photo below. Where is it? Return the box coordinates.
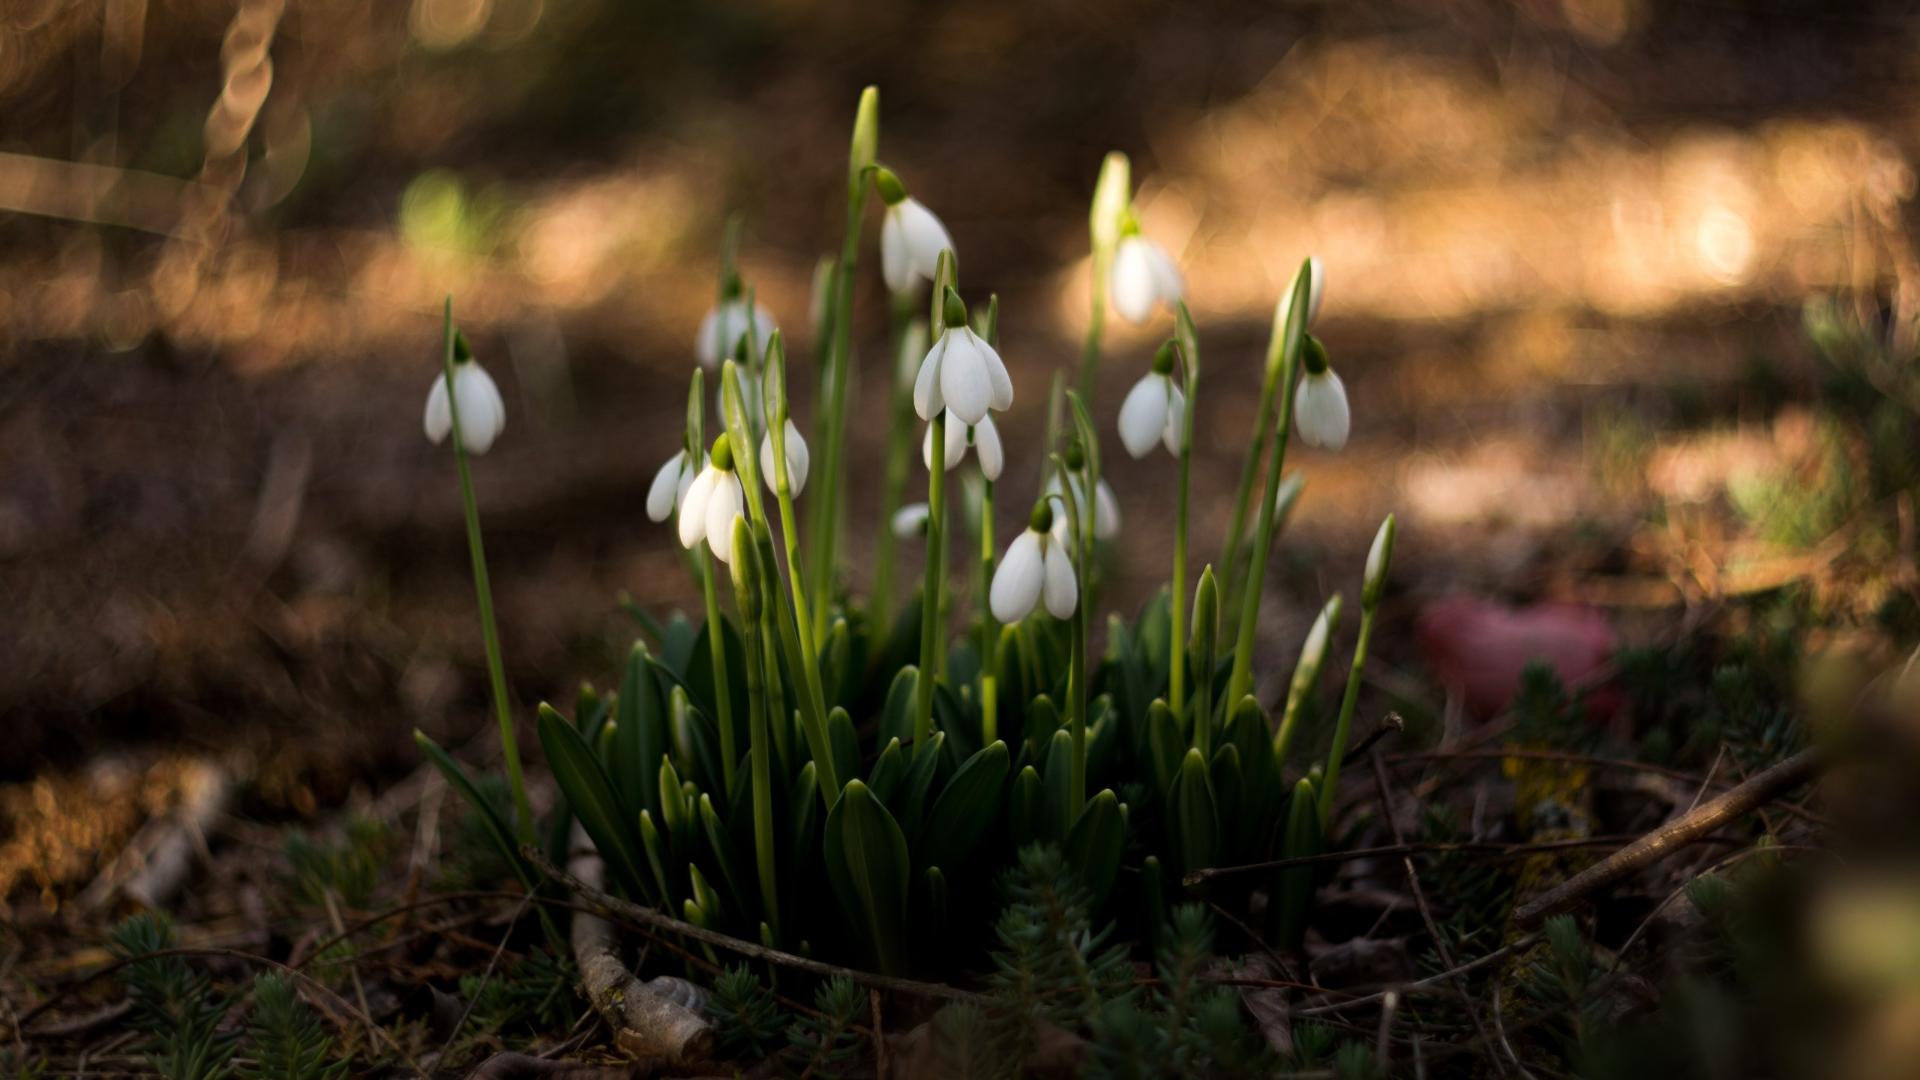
[1116,340,1186,459]
[890,502,929,539]
[990,501,1077,622]
[1046,470,1120,542]
[758,419,810,497]
[678,435,747,564]
[695,279,777,371]
[923,413,1004,481]
[646,448,701,523]
[875,167,954,295]
[1110,232,1184,324]
[423,335,507,455]
[1292,335,1350,451]
[913,288,1012,426]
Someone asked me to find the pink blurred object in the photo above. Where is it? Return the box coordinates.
[1417,596,1619,722]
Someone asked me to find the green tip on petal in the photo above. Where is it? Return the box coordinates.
[710,432,734,471]
[721,271,744,300]
[1064,439,1086,471]
[1363,513,1397,609]
[873,165,908,206]
[1029,499,1054,533]
[453,330,474,363]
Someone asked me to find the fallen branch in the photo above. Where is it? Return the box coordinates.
[1184,832,1744,889]
[567,834,713,1063]
[1512,747,1822,928]
[522,846,982,1003]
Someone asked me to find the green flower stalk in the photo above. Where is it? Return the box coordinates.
[913,269,963,750]
[871,318,929,623]
[726,516,780,933]
[1318,514,1395,823]
[1079,151,1131,401]
[426,299,532,844]
[975,294,1002,743]
[688,432,741,789]
[1169,307,1202,722]
[808,85,880,643]
[1224,259,1316,710]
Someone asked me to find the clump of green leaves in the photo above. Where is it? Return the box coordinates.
[283,818,394,910]
[110,912,235,1080]
[707,964,784,1061]
[237,973,346,1080]
[785,976,867,1079]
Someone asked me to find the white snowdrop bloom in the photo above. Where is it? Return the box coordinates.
[1116,344,1186,459]
[1279,255,1327,331]
[990,504,1077,622]
[423,351,507,455]
[1046,472,1120,542]
[922,412,1005,481]
[646,449,701,523]
[875,168,953,295]
[913,291,1012,426]
[758,419,810,497]
[1293,335,1349,450]
[890,502,930,539]
[678,436,747,564]
[695,293,777,371]
[1110,234,1184,324]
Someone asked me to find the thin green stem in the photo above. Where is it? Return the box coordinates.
[1217,355,1283,608]
[978,477,997,744]
[741,587,779,934]
[914,408,947,749]
[440,299,533,845]
[870,303,919,623]
[1318,606,1376,824]
[1077,248,1109,403]
[808,185,871,644]
[698,545,737,791]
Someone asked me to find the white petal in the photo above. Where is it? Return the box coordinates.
[1307,257,1326,325]
[989,531,1045,623]
[676,454,700,509]
[913,334,946,420]
[891,502,929,538]
[1116,373,1169,459]
[898,198,953,282]
[1094,478,1120,540]
[1163,383,1187,456]
[1295,370,1350,450]
[647,450,687,523]
[704,475,744,564]
[1042,538,1078,619]
[782,419,809,495]
[750,305,777,358]
[881,207,912,294]
[973,331,1013,412]
[695,308,722,369]
[1110,238,1157,324]
[973,416,1005,481]
[679,469,717,548]
[454,363,505,454]
[423,373,452,445]
[1145,241,1184,303]
[939,332,992,425]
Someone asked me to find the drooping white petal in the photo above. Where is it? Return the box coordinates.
[1041,537,1078,619]
[453,362,506,454]
[1145,241,1184,305]
[696,299,777,370]
[679,468,718,549]
[891,502,930,539]
[1094,478,1120,539]
[423,373,452,445]
[922,413,971,472]
[898,198,952,283]
[975,332,1013,411]
[703,474,745,564]
[1294,370,1350,450]
[760,419,810,497]
[939,331,992,426]
[973,416,1005,481]
[913,334,947,420]
[695,308,723,369]
[1117,373,1170,459]
[648,450,688,523]
[1110,237,1158,324]
[990,530,1045,623]
[881,207,913,294]
[1163,383,1187,456]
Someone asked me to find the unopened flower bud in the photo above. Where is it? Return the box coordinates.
[1363,514,1396,609]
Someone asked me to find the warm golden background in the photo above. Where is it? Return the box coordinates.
[3,0,1914,826]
